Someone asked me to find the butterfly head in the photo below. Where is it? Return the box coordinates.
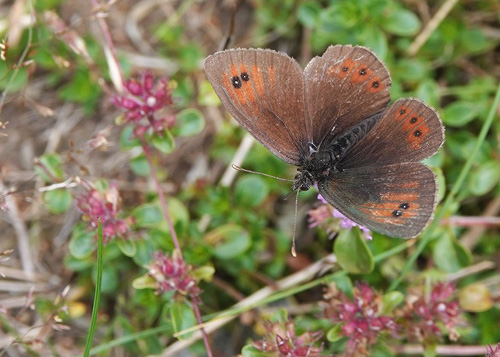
[292,170,314,192]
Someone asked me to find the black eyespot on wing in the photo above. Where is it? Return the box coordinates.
[392,210,403,217]
[342,66,349,72]
[241,72,249,81]
[372,81,380,88]
[400,203,409,210]
[231,76,242,89]
[359,68,367,75]
[414,130,422,137]
[400,109,406,115]
[410,117,418,124]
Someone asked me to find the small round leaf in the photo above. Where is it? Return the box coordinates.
[173,108,205,137]
[334,228,374,274]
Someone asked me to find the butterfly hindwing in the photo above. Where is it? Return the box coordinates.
[204,49,308,165]
[318,163,437,238]
[304,45,391,148]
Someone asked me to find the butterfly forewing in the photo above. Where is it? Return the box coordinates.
[340,98,445,169]
[304,45,391,148]
[318,163,437,238]
[204,49,308,165]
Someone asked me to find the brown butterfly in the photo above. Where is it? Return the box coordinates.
[204,45,445,238]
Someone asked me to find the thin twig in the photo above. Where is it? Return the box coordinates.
[396,344,488,356]
[443,216,500,227]
[446,261,495,282]
[0,180,34,278]
[220,133,254,187]
[407,0,460,56]
[461,197,500,250]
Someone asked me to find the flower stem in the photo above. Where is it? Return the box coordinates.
[140,136,181,252]
[389,80,500,291]
[140,136,212,354]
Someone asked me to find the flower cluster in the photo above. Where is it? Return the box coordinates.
[148,251,201,300]
[322,283,397,355]
[112,71,175,137]
[253,317,323,357]
[76,182,132,244]
[310,194,372,240]
[399,282,460,343]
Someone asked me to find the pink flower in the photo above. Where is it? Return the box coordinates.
[76,182,132,244]
[112,71,174,137]
[253,318,323,357]
[322,282,397,356]
[400,282,461,343]
[148,251,201,299]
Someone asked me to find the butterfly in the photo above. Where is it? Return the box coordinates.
[204,45,444,238]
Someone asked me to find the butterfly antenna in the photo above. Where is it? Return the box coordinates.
[291,188,300,257]
[231,164,294,183]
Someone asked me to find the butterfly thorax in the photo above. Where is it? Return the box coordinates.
[293,112,384,192]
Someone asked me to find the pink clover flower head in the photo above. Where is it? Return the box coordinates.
[112,71,174,136]
[253,318,323,357]
[148,251,201,299]
[403,282,461,343]
[322,282,397,356]
[76,182,131,244]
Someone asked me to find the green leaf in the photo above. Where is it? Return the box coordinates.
[198,80,221,106]
[442,102,478,127]
[334,228,374,274]
[132,275,157,290]
[133,204,163,227]
[36,153,64,182]
[119,126,141,149]
[331,274,354,298]
[326,324,343,342]
[415,79,440,108]
[0,64,28,92]
[235,176,270,207]
[381,291,405,314]
[382,8,421,36]
[43,189,72,214]
[204,224,251,259]
[130,154,150,176]
[433,233,472,273]
[172,109,205,137]
[132,238,156,266]
[241,344,273,357]
[170,301,196,340]
[459,29,491,54]
[362,28,387,60]
[178,44,201,72]
[469,160,500,196]
[298,1,321,28]
[152,130,175,154]
[117,239,136,257]
[395,58,428,82]
[69,224,96,258]
[191,265,215,283]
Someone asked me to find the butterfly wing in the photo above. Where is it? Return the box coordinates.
[318,98,444,238]
[340,98,445,169]
[204,49,307,166]
[303,45,391,148]
[318,163,436,238]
